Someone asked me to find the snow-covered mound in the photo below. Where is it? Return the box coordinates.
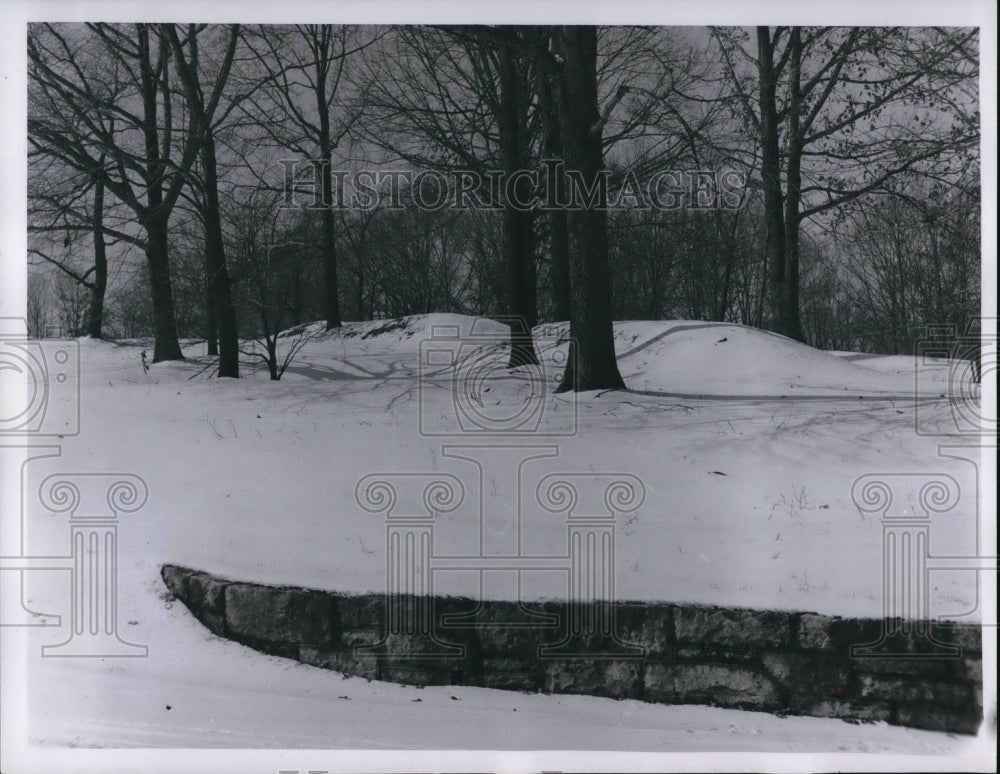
[153,314,967,401]
[296,315,967,398]
[611,321,960,397]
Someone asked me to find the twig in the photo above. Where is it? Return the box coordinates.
[200,417,224,440]
[188,358,220,381]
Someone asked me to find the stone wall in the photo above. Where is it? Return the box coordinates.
[161,564,983,734]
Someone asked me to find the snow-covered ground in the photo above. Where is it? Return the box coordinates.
[21,315,985,617]
[3,315,995,764]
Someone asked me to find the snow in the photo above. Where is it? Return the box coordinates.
[20,607,986,755]
[617,322,945,396]
[26,315,980,618]
[4,314,994,762]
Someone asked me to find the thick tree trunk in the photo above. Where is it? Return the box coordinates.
[205,247,218,356]
[782,209,804,341]
[355,271,365,322]
[781,28,806,342]
[756,27,787,334]
[201,134,239,377]
[536,54,572,322]
[138,26,183,362]
[317,60,342,330]
[205,277,219,356]
[85,172,107,339]
[499,42,539,367]
[552,26,625,393]
[292,271,303,327]
[549,209,571,322]
[713,217,737,323]
[266,337,279,381]
[320,182,342,330]
[163,23,241,369]
[145,213,184,362]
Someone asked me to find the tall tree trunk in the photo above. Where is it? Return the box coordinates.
[756,26,787,334]
[498,41,539,367]
[265,336,279,380]
[549,209,571,322]
[204,219,217,355]
[292,271,303,327]
[205,270,218,356]
[713,213,739,323]
[85,169,107,339]
[164,23,240,372]
[317,53,342,331]
[356,267,365,322]
[783,199,804,341]
[139,25,183,362]
[536,50,572,322]
[201,133,240,377]
[552,26,625,393]
[781,28,805,342]
[320,172,342,330]
[145,212,184,362]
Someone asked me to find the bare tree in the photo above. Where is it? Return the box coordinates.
[26,273,52,339]
[28,23,206,361]
[164,23,242,377]
[837,179,980,354]
[356,26,541,358]
[497,32,540,366]
[238,243,317,381]
[55,273,90,336]
[714,26,979,340]
[28,171,110,339]
[364,204,474,318]
[546,26,626,392]
[337,201,383,321]
[225,187,318,380]
[240,25,378,331]
[27,147,146,340]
